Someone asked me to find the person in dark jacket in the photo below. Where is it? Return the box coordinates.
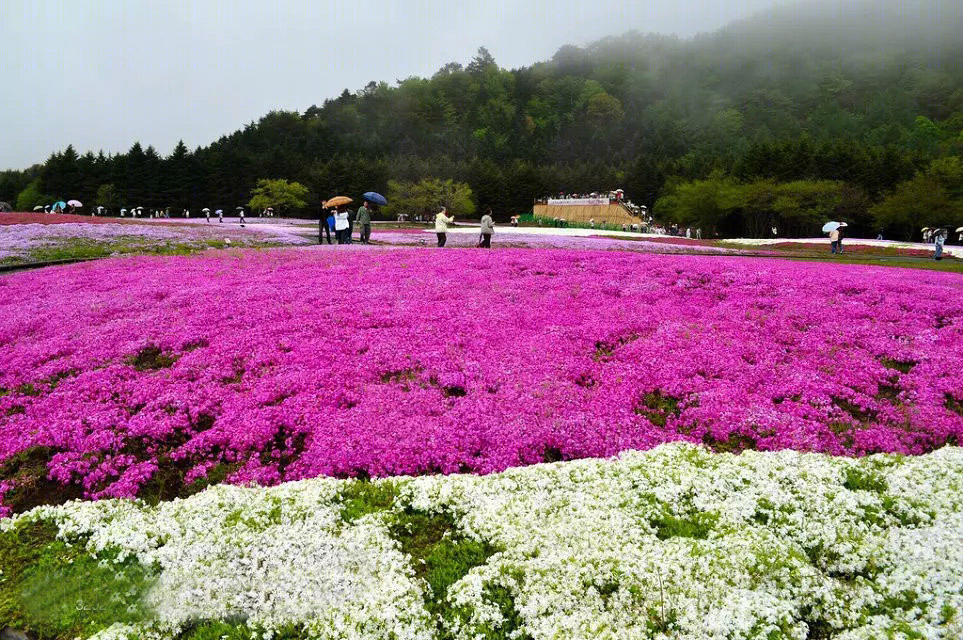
[320,208,333,244]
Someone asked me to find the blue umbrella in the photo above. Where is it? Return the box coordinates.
[363,191,387,206]
[51,201,67,212]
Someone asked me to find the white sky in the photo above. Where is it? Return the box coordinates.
[1,0,780,169]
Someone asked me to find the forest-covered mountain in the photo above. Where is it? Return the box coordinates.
[2,0,961,236]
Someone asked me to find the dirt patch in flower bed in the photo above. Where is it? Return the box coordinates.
[1,248,962,513]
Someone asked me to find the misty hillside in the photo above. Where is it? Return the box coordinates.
[2,0,960,235]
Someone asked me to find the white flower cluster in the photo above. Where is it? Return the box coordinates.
[7,443,963,639]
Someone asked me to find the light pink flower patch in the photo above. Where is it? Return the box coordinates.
[1,248,962,510]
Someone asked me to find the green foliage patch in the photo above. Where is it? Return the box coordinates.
[0,518,154,639]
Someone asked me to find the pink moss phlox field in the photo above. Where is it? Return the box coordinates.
[2,248,963,511]
[374,230,754,254]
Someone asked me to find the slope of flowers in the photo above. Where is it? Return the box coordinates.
[1,248,963,512]
[4,444,963,639]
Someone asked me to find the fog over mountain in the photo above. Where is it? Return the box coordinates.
[0,0,881,169]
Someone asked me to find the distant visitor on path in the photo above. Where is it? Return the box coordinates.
[435,206,454,247]
[479,207,494,248]
[830,228,840,254]
[934,229,946,261]
[239,209,246,226]
[356,201,372,244]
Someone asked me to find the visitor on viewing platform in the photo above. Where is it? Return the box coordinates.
[934,229,946,261]
[435,206,454,247]
[479,207,494,248]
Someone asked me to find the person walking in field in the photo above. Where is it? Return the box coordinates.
[479,207,494,248]
[830,228,840,254]
[239,209,246,226]
[934,229,946,261]
[334,206,349,244]
[356,200,373,244]
[435,206,454,247]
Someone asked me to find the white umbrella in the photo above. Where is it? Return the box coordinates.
[838,222,848,228]
[822,221,841,233]
[921,227,930,232]
[202,208,211,213]
[32,205,44,211]
[67,199,82,207]
[956,227,963,233]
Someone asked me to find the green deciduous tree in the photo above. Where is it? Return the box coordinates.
[871,157,963,240]
[247,179,309,215]
[15,179,53,211]
[385,178,475,219]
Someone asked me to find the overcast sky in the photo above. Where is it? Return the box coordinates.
[1,0,780,169]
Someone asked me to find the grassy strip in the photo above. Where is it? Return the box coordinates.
[337,480,527,639]
[0,519,154,639]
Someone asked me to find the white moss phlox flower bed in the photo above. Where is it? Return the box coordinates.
[5,443,963,639]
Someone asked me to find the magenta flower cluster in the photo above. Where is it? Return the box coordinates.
[1,248,962,510]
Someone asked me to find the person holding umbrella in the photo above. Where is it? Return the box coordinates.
[203,208,211,223]
[322,197,353,244]
[217,209,224,223]
[935,228,946,260]
[357,192,387,244]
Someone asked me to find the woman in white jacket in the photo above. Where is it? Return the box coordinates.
[435,206,455,247]
[334,206,350,244]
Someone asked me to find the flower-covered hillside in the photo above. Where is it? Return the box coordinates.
[1,248,962,513]
[2,444,962,639]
